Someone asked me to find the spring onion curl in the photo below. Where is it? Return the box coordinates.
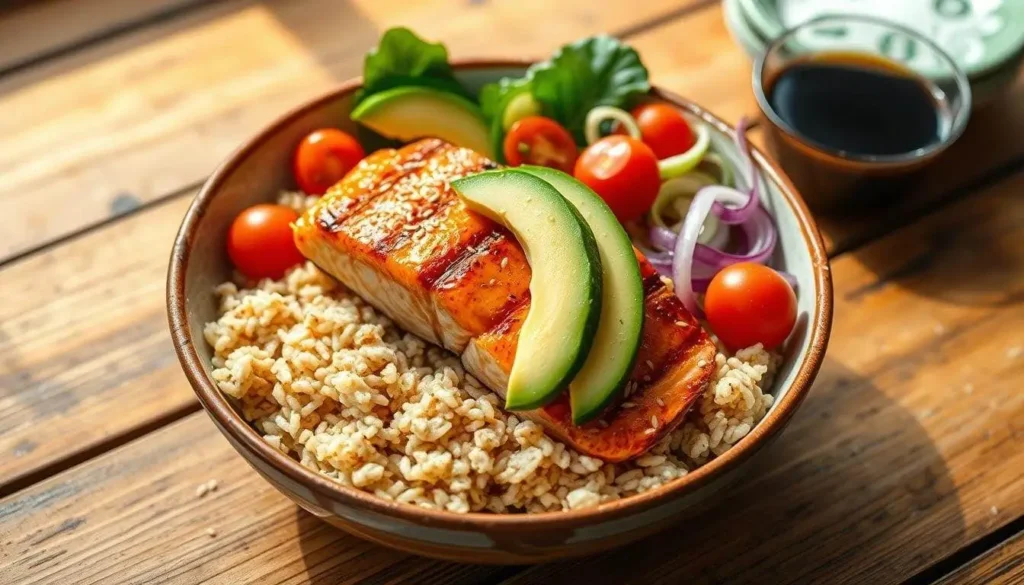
[649,173,714,227]
[657,123,710,180]
[584,106,642,145]
[649,174,723,247]
[698,153,733,187]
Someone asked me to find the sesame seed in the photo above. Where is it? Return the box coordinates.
[675,320,688,327]
[1008,346,1023,360]
[697,359,707,368]
[645,360,654,369]
[488,278,496,286]
[656,398,665,407]
[206,479,219,492]
[501,257,509,269]
[643,375,651,382]
[621,402,635,409]
[195,484,208,498]
[644,428,656,435]
[206,527,217,538]
[650,415,658,428]
[598,420,609,428]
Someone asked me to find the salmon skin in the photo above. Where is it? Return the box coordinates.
[294,138,716,462]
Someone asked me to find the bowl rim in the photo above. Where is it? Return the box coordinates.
[167,58,833,532]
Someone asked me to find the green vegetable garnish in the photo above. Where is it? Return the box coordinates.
[531,36,650,143]
[357,27,471,104]
[479,35,651,157]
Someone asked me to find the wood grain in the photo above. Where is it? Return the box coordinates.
[0,0,701,262]
[0,0,212,73]
[936,531,1024,585]
[0,195,196,494]
[1,171,1020,584]
[0,412,511,585]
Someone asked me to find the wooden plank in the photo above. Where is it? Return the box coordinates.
[0,0,212,73]
[0,0,719,492]
[0,0,701,262]
[1,170,1021,584]
[936,531,1024,585]
[0,195,196,494]
[0,412,511,585]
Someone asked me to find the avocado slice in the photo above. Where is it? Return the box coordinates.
[519,166,645,424]
[351,86,493,157]
[452,169,602,411]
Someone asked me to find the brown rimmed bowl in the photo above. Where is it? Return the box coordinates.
[167,59,833,564]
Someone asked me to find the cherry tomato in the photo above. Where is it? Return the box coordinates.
[573,135,660,222]
[631,103,696,160]
[227,204,304,280]
[704,262,797,350]
[293,129,365,195]
[503,116,578,173]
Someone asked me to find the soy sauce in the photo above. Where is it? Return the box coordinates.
[768,57,945,156]
[760,53,953,213]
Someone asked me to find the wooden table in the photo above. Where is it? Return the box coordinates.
[0,1,1021,583]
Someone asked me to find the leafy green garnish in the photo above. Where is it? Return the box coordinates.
[532,36,650,143]
[358,27,470,103]
[479,36,650,153]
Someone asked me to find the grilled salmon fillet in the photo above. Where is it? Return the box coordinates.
[294,138,716,462]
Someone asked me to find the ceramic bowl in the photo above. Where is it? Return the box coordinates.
[167,60,833,564]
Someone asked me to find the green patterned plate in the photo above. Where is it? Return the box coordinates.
[724,0,770,59]
[738,0,1024,78]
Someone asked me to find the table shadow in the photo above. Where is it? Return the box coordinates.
[838,188,1023,309]
[515,358,966,585]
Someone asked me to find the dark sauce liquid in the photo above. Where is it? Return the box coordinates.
[762,53,952,213]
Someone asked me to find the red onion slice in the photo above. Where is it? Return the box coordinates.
[692,206,777,269]
[649,226,677,252]
[671,188,721,315]
[711,117,761,225]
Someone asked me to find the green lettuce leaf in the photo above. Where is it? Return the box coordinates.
[531,36,650,143]
[358,27,470,103]
[478,35,650,153]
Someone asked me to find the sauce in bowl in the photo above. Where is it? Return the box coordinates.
[753,16,971,213]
